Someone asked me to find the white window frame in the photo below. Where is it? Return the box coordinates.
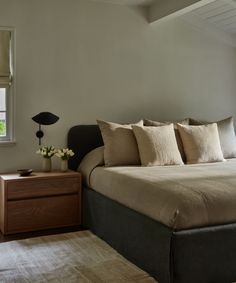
[0,27,15,145]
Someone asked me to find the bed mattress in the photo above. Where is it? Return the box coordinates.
[82,158,236,230]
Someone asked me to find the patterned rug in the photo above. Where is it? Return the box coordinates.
[0,230,157,283]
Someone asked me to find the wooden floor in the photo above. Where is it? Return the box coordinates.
[0,225,84,243]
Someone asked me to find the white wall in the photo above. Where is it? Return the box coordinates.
[0,0,236,172]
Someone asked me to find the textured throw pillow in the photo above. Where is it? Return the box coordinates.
[132,124,183,166]
[189,118,203,125]
[144,118,190,162]
[97,120,143,166]
[217,117,236,158]
[177,123,225,164]
[189,117,236,159]
[144,118,190,127]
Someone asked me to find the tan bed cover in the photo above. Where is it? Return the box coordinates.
[87,160,236,230]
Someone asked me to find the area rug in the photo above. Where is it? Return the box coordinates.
[0,230,157,283]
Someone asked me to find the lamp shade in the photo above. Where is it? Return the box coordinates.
[32,112,59,125]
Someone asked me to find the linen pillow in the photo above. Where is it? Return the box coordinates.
[97,120,143,166]
[132,124,183,166]
[189,118,203,125]
[177,123,225,164]
[144,118,190,162]
[144,118,190,127]
[189,117,236,158]
[217,117,236,158]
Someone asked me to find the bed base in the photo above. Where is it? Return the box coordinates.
[83,186,172,283]
[83,186,236,283]
[68,125,236,283]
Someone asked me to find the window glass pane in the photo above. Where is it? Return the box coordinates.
[0,112,6,136]
[0,88,6,111]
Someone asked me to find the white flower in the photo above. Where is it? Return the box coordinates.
[36,146,57,158]
[55,148,75,160]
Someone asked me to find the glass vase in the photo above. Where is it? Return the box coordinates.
[61,159,68,172]
[42,157,52,172]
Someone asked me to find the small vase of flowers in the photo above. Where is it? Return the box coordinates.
[36,146,57,172]
[56,148,75,172]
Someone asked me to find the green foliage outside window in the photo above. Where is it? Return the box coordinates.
[0,120,6,136]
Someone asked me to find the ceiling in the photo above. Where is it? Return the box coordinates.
[90,0,236,45]
[182,0,236,34]
[90,0,155,6]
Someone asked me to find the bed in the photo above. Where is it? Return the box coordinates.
[68,125,236,283]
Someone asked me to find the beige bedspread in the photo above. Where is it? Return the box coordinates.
[86,159,236,230]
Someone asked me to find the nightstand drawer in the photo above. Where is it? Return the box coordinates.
[7,177,80,200]
[0,171,82,234]
[7,195,80,233]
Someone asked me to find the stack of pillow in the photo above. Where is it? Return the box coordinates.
[96,117,236,167]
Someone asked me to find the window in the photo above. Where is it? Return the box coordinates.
[0,88,6,136]
[0,29,14,143]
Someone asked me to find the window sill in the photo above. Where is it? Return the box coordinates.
[0,140,16,146]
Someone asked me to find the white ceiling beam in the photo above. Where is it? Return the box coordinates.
[148,0,217,24]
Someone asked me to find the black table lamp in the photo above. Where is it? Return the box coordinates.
[32,112,59,145]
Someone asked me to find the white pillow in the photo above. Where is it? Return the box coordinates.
[97,120,143,166]
[189,117,236,159]
[215,117,236,159]
[132,124,183,166]
[177,123,225,164]
[144,118,190,162]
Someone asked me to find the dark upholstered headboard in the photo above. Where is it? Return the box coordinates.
[67,125,103,170]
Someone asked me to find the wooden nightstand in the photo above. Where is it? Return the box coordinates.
[0,171,81,235]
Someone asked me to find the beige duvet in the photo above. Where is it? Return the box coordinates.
[80,149,236,230]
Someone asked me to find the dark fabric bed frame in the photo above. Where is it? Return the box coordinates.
[68,125,236,283]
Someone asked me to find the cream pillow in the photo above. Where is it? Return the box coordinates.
[97,120,143,166]
[144,118,189,162]
[132,124,183,166]
[177,123,225,164]
[144,118,190,127]
[217,117,236,158]
[189,117,236,158]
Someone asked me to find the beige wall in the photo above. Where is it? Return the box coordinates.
[0,0,236,172]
